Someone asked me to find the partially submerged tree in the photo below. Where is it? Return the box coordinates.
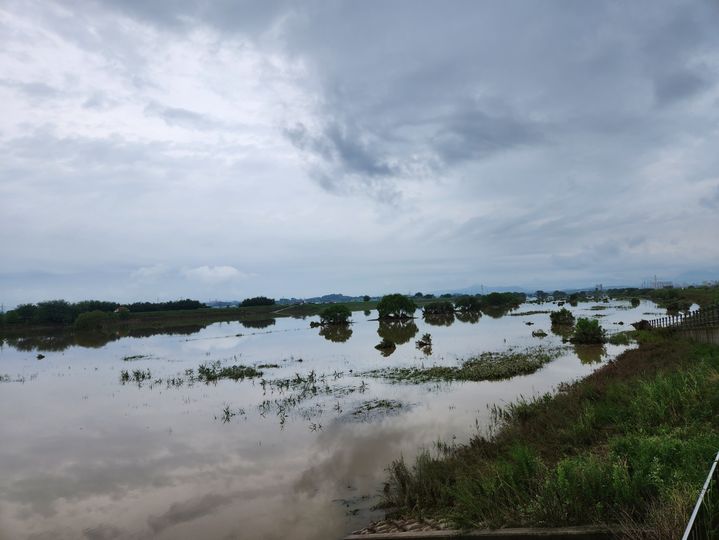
[454,295,482,312]
[377,294,416,319]
[570,318,607,344]
[319,305,352,325]
[550,308,575,326]
[423,301,455,315]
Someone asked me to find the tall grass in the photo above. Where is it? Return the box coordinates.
[382,337,719,536]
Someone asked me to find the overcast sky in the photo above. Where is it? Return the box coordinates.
[1,0,718,306]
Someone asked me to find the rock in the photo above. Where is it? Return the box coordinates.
[632,320,652,331]
[36,354,45,360]
[532,329,548,337]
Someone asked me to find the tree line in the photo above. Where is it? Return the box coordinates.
[1,298,205,326]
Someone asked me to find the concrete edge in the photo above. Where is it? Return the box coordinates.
[344,525,616,540]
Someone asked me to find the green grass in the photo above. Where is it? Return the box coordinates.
[381,334,719,537]
[367,347,564,383]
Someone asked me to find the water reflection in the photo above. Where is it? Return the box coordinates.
[377,320,419,345]
[481,306,512,319]
[240,319,276,329]
[0,325,206,352]
[423,313,455,327]
[550,324,573,340]
[455,311,481,324]
[574,344,606,364]
[319,324,353,343]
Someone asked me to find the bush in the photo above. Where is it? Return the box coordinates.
[571,318,607,344]
[550,308,575,325]
[630,297,640,308]
[319,305,351,325]
[74,310,110,331]
[377,294,416,319]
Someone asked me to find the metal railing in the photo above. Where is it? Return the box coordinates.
[649,305,719,330]
[683,451,719,539]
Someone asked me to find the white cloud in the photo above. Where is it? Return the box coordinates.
[182,266,249,284]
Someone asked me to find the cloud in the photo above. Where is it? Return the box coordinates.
[0,78,62,100]
[144,101,227,131]
[1,0,719,304]
[182,266,248,284]
[130,264,171,280]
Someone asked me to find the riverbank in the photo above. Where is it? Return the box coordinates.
[376,330,719,538]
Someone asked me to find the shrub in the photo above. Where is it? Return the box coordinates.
[319,305,351,325]
[630,297,640,308]
[550,308,575,325]
[571,318,607,344]
[376,294,416,319]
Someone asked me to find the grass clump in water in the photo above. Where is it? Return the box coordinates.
[380,335,719,537]
[351,399,404,419]
[368,347,563,383]
[197,360,263,382]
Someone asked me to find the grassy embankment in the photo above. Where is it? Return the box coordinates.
[382,330,719,538]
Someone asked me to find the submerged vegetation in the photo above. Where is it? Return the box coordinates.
[367,347,563,383]
[381,333,719,538]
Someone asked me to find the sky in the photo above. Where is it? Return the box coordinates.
[1,0,719,306]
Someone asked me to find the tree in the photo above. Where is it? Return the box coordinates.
[550,308,575,325]
[455,295,482,312]
[363,295,371,302]
[536,290,548,302]
[240,296,275,307]
[423,301,455,315]
[376,294,416,319]
[74,311,110,331]
[319,305,352,325]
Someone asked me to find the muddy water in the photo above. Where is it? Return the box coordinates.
[0,301,655,540]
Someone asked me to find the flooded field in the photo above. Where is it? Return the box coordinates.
[0,301,659,540]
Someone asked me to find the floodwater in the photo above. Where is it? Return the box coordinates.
[0,301,657,540]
